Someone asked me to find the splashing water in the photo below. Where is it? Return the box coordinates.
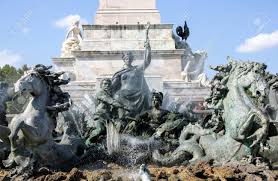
[105,119,162,166]
[108,133,162,166]
[106,121,120,155]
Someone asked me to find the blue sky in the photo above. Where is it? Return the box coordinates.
[0,0,277,77]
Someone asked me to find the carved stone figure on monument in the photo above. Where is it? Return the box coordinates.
[111,23,152,116]
[181,50,210,86]
[61,20,83,58]
[174,21,210,86]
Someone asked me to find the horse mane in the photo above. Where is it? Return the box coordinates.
[228,58,266,78]
[207,57,267,110]
[214,57,267,86]
[204,58,267,133]
[31,64,71,120]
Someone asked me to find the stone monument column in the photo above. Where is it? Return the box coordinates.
[95,0,161,24]
[53,0,210,105]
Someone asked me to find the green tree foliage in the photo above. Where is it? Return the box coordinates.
[0,64,30,114]
[0,64,29,85]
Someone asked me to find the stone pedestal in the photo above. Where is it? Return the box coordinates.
[82,24,175,51]
[52,0,210,107]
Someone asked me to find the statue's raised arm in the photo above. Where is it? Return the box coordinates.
[140,22,151,70]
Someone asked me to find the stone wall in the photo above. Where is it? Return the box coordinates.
[95,0,160,25]
[82,25,175,51]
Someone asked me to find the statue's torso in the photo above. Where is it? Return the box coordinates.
[113,65,150,114]
[73,27,80,36]
[120,67,144,91]
[68,26,80,40]
[149,109,168,128]
[95,91,113,114]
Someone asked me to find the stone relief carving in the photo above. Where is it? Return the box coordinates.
[174,20,210,87]
[61,20,83,58]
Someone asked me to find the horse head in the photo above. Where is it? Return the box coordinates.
[14,70,47,97]
[231,60,268,103]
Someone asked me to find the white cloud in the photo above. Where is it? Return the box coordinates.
[236,30,278,53]
[0,50,22,67]
[54,14,88,29]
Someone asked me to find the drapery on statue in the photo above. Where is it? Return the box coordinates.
[111,22,152,116]
[61,19,83,57]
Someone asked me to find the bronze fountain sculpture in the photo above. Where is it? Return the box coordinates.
[1,22,278,180]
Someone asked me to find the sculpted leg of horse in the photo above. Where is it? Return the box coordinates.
[4,71,52,168]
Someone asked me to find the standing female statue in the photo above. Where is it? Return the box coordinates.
[111,23,152,116]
